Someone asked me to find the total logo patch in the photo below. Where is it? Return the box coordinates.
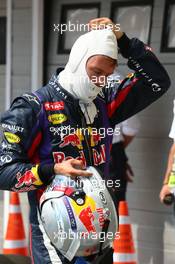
[44,101,64,111]
[4,132,20,143]
[48,114,67,125]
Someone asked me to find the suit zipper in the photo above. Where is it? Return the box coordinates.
[79,111,93,166]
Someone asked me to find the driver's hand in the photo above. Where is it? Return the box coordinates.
[54,159,92,177]
[125,163,134,183]
[159,184,171,203]
[88,17,123,39]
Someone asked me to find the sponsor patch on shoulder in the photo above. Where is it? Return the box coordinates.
[1,123,24,132]
[4,132,20,143]
[44,101,64,111]
[23,93,40,105]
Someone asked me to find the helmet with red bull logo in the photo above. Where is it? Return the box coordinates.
[39,166,118,261]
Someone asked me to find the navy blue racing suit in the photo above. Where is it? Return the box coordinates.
[0,33,171,263]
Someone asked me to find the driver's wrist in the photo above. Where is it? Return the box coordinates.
[114,30,123,40]
[38,163,55,185]
[54,163,61,174]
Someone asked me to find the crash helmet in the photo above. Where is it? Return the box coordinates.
[39,166,118,261]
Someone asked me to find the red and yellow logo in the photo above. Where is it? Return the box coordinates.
[71,196,97,233]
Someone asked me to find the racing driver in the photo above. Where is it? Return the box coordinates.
[0,17,171,263]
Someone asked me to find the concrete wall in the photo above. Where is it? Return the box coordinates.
[11,0,32,100]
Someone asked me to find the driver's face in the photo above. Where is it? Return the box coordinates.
[86,55,117,87]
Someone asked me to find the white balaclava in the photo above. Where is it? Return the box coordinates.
[58,29,118,124]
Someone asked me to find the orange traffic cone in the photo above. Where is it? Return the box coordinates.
[3,192,28,256]
[113,201,137,264]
